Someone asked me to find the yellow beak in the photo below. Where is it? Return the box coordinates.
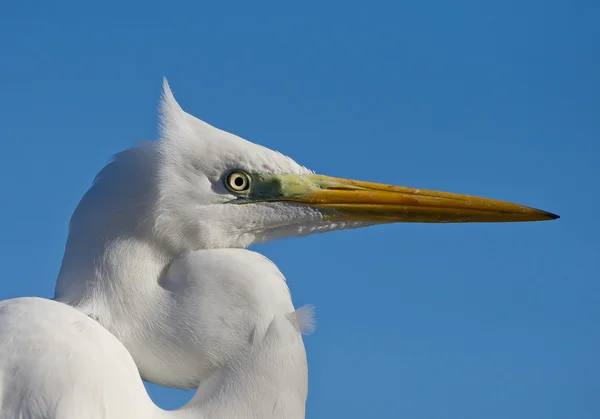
[270,174,558,223]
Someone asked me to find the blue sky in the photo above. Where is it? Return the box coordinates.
[0,1,598,418]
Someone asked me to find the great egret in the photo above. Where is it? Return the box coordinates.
[0,79,557,418]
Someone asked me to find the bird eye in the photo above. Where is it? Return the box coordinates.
[225,170,251,192]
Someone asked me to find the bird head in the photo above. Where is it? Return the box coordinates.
[153,79,558,251]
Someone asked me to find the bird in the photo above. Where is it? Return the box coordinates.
[0,79,558,418]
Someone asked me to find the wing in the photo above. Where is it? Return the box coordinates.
[0,298,157,419]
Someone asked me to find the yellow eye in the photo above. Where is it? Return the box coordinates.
[225,170,251,192]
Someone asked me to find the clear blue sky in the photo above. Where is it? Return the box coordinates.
[0,1,598,418]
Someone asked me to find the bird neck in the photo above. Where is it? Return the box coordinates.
[174,315,308,419]
[56,236,169,321]
[54,146,173,335]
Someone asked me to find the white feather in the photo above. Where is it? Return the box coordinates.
[287,305,317,335]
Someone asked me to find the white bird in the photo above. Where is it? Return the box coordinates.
[0,79,558,418]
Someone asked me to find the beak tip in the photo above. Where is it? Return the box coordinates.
[536,209,559,221]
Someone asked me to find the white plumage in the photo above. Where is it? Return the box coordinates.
[0,250,311,419]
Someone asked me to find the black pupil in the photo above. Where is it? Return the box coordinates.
[234,176,245,187]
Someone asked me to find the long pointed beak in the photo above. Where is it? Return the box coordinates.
[260,174,558,223]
